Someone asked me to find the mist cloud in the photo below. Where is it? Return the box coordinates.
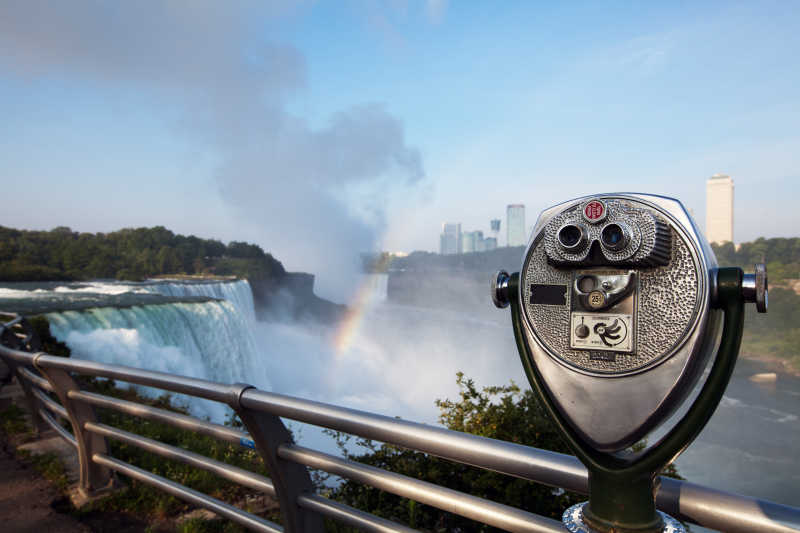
[0,1,425,301]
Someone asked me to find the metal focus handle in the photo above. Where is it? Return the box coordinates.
[491,270,511,308]
[742,263,768,313]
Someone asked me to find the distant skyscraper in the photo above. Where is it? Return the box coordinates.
[461,230,486,253]
[462,231,477,253]
[490,219,501,248]
[506,204,526,247]
[706,174,734,244]
[440,223,462,255]
[474,231,485,252]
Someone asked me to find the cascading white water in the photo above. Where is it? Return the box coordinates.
[366,273,388,301]
[43,280,265,419]
[145,280,256,323]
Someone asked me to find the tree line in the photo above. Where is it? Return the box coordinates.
[0,225,285,282]
[712,237,800,283]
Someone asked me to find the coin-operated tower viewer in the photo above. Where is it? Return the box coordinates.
[492,194,767,533]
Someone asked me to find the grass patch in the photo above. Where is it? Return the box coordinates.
[17,449,71,493]
[0,403,32,437]
[176,517,246,533]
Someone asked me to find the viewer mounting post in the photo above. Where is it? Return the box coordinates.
[492,193,767,533]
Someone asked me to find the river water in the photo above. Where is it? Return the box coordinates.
[344,295,800,510]
[675,357,800,507]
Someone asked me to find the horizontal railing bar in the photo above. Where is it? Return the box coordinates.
[243,389,800,533]
[657,477,800,533]
[0,316,23,329]
[241,389,587,491]
[39,408,77,448]
[2,349,798,533]
[35,354,244,404]
[85,422,276,497]
[19,366,53,392]
[279,444,564,533]
[0,344,38,366]
[297,493,419,533]
[93,453,282,533]
[32,387,68,420]
[69,390,250,448]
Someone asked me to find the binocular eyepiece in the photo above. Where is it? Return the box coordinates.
[556,221,632,253]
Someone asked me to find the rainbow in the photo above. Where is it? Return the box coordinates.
[332,276,380,354]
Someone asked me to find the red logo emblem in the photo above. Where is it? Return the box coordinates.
[584,200,605,221]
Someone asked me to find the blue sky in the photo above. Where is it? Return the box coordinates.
[1,1,798,300]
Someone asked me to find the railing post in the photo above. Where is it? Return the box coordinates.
[33,354,114,497]
[0,324,49,435]
[7,361,50,435]
[228,384,323,533]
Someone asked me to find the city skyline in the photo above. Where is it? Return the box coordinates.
[439,223,497,255]
[438,180,746,257]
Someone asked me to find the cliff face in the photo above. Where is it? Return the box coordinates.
[386,246,525,318]
[249,272,344,323]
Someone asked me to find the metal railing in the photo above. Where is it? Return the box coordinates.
[1,312,799,533]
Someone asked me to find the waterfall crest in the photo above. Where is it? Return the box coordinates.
[146,279,256,323]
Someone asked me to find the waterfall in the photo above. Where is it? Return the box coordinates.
[365,273,388,302]
[145,279,256,323]
[44,280,265,419]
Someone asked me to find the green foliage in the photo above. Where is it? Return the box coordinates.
[327,373,683,532]
[741,288,800,370]
[712,238,800,283]
[711,239,800,371]
[328,374,583,532]
[0,225,285,283]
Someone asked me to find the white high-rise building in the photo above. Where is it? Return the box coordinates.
[440,223,462,255]
[461,230,487,253]
[462,231,477,253]
[706,174,734,244]
[507,204,526,247]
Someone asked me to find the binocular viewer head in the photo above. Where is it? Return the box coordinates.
[494,193,766,453]
[548,198,671,267]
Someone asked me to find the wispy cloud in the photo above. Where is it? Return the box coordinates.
[0,1,425,301]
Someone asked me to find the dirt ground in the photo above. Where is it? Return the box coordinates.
[0,442,90,533]
[0,381,157,533]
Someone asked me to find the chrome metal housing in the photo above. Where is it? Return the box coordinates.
[518,193,722,452]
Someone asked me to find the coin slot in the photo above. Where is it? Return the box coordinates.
[578,275,597,293]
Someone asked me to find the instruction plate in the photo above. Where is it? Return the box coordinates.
[570,313,633,353]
